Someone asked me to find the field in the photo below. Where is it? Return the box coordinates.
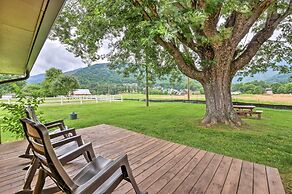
[0,101,291,192]
[123,93,292,105]
[1,93,291,106]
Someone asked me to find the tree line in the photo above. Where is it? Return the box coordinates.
[1,70,292,98]
[232,80,292,94]
[0,68,79,97]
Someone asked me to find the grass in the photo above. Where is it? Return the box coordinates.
[0,101,291,192]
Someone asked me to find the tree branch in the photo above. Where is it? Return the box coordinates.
[225,11,237,28]
[191,0,205,9]
[154,36,204,81]
[203,3,222,38]
[174,2,186,10]
[232,4,291,74]
[230,0,275,46]
[132,0,153,21]
[131,0,203,80]
[176,32,200,55]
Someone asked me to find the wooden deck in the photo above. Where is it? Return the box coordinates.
[0,124,285,194]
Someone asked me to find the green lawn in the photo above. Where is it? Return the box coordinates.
[0,101,291,192]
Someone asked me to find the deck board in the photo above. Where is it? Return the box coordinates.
[221,158,242,194]
[205,156,233,194]
[237,161,254,194]
[0,124,285,194]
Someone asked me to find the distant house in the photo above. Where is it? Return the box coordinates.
[265,88,273,95]
[72,89,91,96]
[1,93,15,99]
[231,91,241,95]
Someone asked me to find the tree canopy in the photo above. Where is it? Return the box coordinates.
[43,68,79,96]
[52,0,291,75]
[52,0,292,126]
[51,74,80,96]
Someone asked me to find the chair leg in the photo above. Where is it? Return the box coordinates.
[23,158,40,190]
[121,162,147,194]
[85,146,96,163]
[19,145,33,159]
[25,145,31,155]
[33,169,46,194]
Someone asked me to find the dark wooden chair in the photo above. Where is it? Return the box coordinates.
[19,105,76,159]
[18,134,94,194]
[20,118,147,194]
[17,106,94,194]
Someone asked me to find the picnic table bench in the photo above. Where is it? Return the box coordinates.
[233,105,263,119]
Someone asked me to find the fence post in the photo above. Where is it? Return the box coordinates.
[121,95,123,102]
[61,96,63,105]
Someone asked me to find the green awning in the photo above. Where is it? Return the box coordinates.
[0,0,65,83]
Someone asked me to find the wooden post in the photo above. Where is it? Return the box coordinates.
[187,77,190,101]
[145,65,149,107]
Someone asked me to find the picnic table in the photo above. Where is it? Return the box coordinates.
[233,105,263,119]
[233,105,255,113]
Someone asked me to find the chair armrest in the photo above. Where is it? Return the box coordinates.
[52,135,82,148]
[46,123,64,129]
[76,154,128,193]
[58,142,96,165]
[45,120,66,131]
[44,120,64,126]
[49,128,76,139]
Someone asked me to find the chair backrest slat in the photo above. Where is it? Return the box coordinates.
[21,119,77,191]
[30,140,45,155]
[26,124,42,138]
[25,106,40,123]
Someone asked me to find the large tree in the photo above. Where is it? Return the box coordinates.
[52,0,291,126]
[51,75,80,96]
[43,68,63,96]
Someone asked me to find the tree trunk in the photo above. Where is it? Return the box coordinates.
[201,69,242,127]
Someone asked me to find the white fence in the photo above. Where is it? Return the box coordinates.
[0,95,123,105]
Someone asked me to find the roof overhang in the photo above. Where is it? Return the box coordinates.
[0,0,65,84]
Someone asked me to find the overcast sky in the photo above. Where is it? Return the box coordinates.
[31,40,108,76]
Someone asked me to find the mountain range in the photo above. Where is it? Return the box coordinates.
[27,63,291,85]
[28,63,136,85]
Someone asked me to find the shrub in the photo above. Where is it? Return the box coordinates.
[253,86,264,94]
[0,85,44,138]
[151,89,165,95]
[277,85,287,94]
[285,83,292,94]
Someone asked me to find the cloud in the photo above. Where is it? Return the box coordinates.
[31,40,108,75]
